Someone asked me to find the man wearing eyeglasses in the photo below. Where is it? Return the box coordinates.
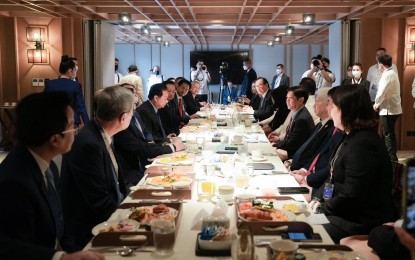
[0,92,103,260]
[60,86,135,248]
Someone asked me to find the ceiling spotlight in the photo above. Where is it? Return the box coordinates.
[119,13,131,25]
[303,13,315,24]
[285,25,294,36]
[274,35,282,43]
[267,41,274,47]
[141,25,150,36]
[155,35,163,43]
[163,41,170,47]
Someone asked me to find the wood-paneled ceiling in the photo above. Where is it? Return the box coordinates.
[1,0,415,45]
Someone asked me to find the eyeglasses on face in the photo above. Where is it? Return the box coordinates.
[61,127,79,136]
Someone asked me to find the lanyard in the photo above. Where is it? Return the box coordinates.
[329,142,343,182]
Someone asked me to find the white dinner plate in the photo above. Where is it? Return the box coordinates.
[91,219,140,236]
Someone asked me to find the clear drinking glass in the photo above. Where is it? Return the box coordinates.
[150,219,176,255]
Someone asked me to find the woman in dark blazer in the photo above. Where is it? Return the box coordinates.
[44,55,89,126]
[310,84,397,243]
[341,62,370,92]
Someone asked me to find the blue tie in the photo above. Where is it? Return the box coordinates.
[45,168,64,242]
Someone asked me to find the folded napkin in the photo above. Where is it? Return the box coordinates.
[306,213,330,225]
[191,209,209,231]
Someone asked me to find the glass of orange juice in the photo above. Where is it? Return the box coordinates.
[198,179,216,202]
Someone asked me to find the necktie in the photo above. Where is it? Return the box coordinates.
[284,116,293,141]
[306,127,339,175]
[45,168,64,242]
[178,98,183,116]
[133,113,145,140]
[157,111,166,137]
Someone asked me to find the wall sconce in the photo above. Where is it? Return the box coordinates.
[267,41,274,47]
[163,41,170,47]
[408,28,415,64]
[274,35,282,43]
[303,13,315,24]
[155,35,163,43]
[141,25,150,36]
[285,25,294,36]
[26,26,48,64]
[27,49,48,63]
[119,13,131,25]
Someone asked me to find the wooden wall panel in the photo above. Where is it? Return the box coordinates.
[0,17,18,103]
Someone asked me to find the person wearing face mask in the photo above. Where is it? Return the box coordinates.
[271,64,290,89]
[341,63,370,91]
[307,57,336,91]
[147,66,164,98]
[238,58,257,100]
[114,58,123,84]
[191,59,211,103]
[44,55,90,127]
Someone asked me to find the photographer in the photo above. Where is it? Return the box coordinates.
[307,57,335,91]
[191,59,211,103]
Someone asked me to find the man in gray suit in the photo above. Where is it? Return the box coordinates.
[271,64,290,89]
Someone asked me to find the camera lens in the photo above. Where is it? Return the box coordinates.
[312,60,320,67]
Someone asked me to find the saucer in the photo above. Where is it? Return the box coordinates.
[211,195,234,205]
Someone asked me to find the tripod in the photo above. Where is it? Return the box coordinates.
[218,74,226,104]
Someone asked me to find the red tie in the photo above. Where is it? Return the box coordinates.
[178,98,183,116]
[178,98,185,128]
[306,127,339,175]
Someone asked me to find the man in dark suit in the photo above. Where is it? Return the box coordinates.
[183,81,211,115]
[238,58,257,100]
[60,86,135,248]
[271,64,290,89]
[159,81,191,135]
[286,87,334,170]
[253,77,274,122]
[0,92,102,260]
[115,82,186,187]
[222,81,238,105]
[137,83,176,143]
[271,86,314,160]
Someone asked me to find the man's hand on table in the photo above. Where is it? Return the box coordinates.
[62,251,104,260]
[190,114,200,119]
[268,131,279,142]
[173,141,185,152]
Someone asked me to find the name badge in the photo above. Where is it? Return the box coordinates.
[323,183,334,201]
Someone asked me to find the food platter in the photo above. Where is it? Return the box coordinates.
[238,207,295,222]
[146,175,192,188]
[128,204,178,224]
[91,219,140,236]
[154,153,191,165]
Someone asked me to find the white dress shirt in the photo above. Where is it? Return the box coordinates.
[374,68,402,116]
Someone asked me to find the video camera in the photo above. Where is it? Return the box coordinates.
[219,62,229,77]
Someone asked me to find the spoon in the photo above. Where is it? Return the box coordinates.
[116,246,134,256]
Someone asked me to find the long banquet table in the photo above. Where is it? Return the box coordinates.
[84,107,335,259]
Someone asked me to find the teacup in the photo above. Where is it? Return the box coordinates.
[218,185,234,201]
[251,149,262,157]
[269,240,298,260]
[233,135,244,145]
